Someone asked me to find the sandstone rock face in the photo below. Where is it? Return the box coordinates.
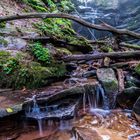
[97,68,118,108]
[73,127,103,140]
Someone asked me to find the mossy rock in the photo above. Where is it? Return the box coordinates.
[0,50,66,89]
[97,68,118,93]
[97,68,118,108]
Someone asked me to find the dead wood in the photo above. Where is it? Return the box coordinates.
[0,13,140,39]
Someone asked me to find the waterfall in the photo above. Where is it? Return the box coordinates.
[84,0,87,7]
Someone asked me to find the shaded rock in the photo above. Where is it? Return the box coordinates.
[82,70,96,78]
[73,127,103,140]
[97,68,118,108]
[66,63,77,72]
[133,96,140,122]
[117,87,140,109]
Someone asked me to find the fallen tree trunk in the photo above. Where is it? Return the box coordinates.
[22,36,92,53]
[120,42,140,50]
[62,51,140,62]
[110,60,140,68]
[0,13,140,39]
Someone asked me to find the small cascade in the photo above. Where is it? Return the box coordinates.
[59,119,73,130]
[38,119,43,136]
[26,95,44,136]
[82,89,86,113]
[96,84,109,110]
[25,95,79,135]
[82,83,109,113]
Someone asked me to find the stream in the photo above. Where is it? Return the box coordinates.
[0,0,140,140]
[0,64,140,140]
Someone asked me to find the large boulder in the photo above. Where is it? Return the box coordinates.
[117,87,140,109]
[73,127,103,140]
[97,68,118,108]
[133,96,140,122]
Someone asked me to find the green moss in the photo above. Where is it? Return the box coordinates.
[103,79,118,93]
[0,38,8,47]
[0,50,66,89]
[135,63,140,75]
[57,48,72,55]
[14,62,66,89]
[24,0,91,52]
[101,45,113,52]
[0,22,6,28]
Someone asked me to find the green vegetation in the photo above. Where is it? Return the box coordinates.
[0,50,66,89]
[0,0,92,89]
[0,21,6,28]
[101,45,113,52]
[21,0,91,49]
[31,42,51,65]
[135,63,140,76]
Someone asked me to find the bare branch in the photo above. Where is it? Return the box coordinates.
[0,13,140,39]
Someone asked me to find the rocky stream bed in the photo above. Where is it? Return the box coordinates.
[0,0,140,140]
[0,64,140,140]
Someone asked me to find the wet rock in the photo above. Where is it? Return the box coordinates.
[26,98,78,120]
[97,68,118,93]
[133,96,140,122]
[117,87,140,109]
[97,68,118,108]
[47,131,72,140]
[38,83,97,104]
[82,70,96,78]
[0,103,23,118]
[0,82,97,118]
[73,127,103,140]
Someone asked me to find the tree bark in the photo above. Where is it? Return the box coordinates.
[0,13,140,39]
[110,60,140,68]
[62,51,140,62]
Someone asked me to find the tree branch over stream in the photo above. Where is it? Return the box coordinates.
[0,13,140,39]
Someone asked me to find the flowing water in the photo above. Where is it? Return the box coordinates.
[0,62,140,140]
